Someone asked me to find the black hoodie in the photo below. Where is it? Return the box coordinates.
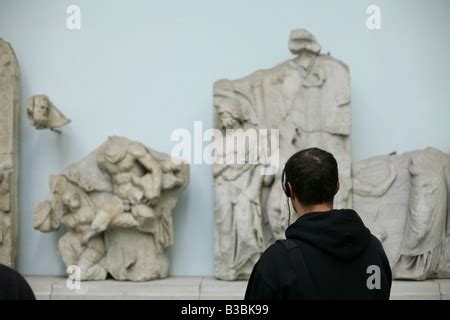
[0,264,35,300]
[245,209,392,300]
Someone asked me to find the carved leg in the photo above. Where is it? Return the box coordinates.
[91,196,123,232]
[110,213,139,228]
[78,237,107,281]
[58,231,84,267]
[58,231,107,281]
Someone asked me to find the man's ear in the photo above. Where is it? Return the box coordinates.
[336,181,340,195]
[288,182,295,199]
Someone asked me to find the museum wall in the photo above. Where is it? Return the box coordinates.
[0,0,449,277]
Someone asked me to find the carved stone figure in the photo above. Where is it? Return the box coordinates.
[213,100,270,280]
[353,148,450,280]
[213,29,351,280]
[34,136,189,281]
[0,39,20,268]
[26,95,71,130]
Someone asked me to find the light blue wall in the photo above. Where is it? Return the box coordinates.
[0,0,449,276]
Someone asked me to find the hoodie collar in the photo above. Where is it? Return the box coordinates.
[285,209,371,260]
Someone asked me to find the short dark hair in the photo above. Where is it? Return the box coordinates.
[284,148,339,206]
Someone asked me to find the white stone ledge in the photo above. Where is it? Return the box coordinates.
[24,276,449,300]
[390,280,441,300]
[439,280,450,300]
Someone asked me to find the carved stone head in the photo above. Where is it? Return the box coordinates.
[27,95,71,130]
[216,104,243,130]
[289,28,321,55]
[214,81,244,130]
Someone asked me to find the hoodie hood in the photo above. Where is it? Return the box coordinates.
[285,209,371,260]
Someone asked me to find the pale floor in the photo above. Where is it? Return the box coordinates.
[24,276,450,300]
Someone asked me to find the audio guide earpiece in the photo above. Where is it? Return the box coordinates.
[281,168,291,198]
[281,166,292,228]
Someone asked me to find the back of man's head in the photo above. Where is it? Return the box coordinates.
[285,148,339,206]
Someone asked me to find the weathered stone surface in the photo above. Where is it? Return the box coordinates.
[353,148,450,280]
[34,136,189,281]
[26,94,71,130]
[213,29,351,280]
[0,38,20,268]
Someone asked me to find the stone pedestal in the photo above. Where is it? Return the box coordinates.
[24,276,449,300]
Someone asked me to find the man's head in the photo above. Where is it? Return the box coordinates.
[284,148,339,214]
